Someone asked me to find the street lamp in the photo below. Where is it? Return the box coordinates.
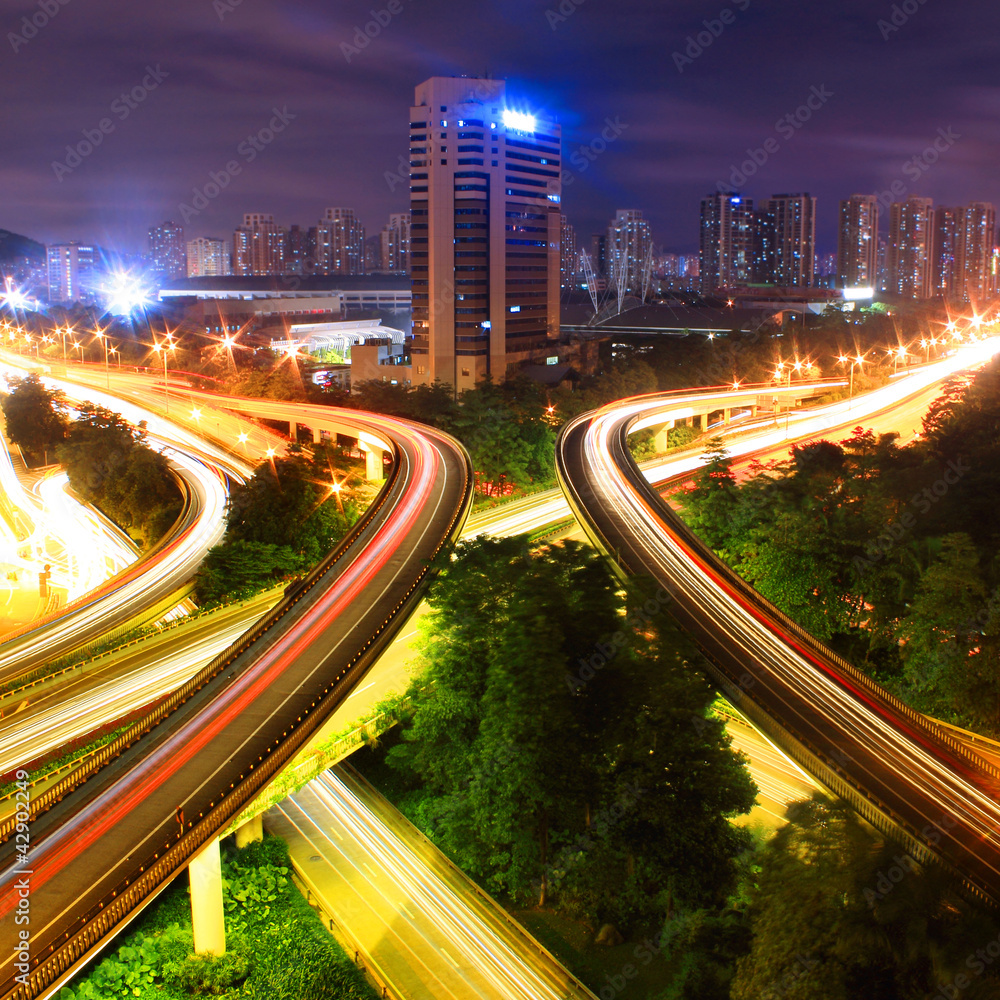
[94,329,110,388]
[838,353,866,406]
[152,341,174,412]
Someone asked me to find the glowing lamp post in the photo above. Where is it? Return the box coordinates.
[152,341,174,412]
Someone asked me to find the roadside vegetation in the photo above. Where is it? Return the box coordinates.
[56,835,377,1000]
[1,374,182,549]
[193,444,366,606]
[354,535,758,994]
[679,355,1000,735]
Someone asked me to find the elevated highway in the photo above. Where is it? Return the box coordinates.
[556,339,1000,905]
[0,412,472,1000]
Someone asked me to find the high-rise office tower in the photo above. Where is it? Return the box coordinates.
[931,207,959,298]
[957,202,997,304]
[606,210,653,299]
[887,198,934,299]
[233,213,285,276]
[315,208,366,275]
[186,237,231,277]
[559,215,577,288]
[761,194,816,287]
[699,193,755,294]
[380,212,412,273]
[837,195,879,289]
[46,243,98,304]
[148,221,186,279]
[409,77,561,391]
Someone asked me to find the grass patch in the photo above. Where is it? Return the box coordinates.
[55,835,378,1000]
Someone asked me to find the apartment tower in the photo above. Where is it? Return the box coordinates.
[837,195,879,289]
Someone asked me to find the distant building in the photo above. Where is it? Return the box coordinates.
[607,209,653,298]
[699,193,755,294]
[409,76,561,391]
[931,207,960,297]
[957,201,997,304]
[589,233,608,278]
[315,208,365,275]
[46,242,99,304]
[186,237,230,278]
[233,213,285,276]
[887,198,934,298]
[837,194,879,289]
[285,225,311,276]
[560,215,577,288]
[760,194,816,287]
[148,221,186,280]
[380,212,411,273]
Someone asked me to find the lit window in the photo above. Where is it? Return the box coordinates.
[509,305,521,313]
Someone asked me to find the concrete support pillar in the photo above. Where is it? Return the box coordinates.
[692,413,704,431]
[313,426,323,444]
[189,838,226,956]
[234,813,263,849]
[723,408,732,425]
[364,447,386,483]
[651,420,674,453]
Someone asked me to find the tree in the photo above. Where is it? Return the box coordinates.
[678,440,740,554]
[1,373,70,463]
[387,536,756,931]
[57,403,181,548]
[198,452,360,603]
[194,540,301,604]
[733,794,1000,1000]
[895,533,989,699]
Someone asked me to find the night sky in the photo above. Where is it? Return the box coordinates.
[3,0,999,256]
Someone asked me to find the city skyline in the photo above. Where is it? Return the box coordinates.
[3,0,1000,255]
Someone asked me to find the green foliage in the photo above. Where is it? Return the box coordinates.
[1,373,70,462]
[60,836,376,1000]
[732,794,1000,1000]
[676,358,1000,733]
[57,403,182,548]
[223,362,308,401]
[452,376,556,494]
[56,924,190,999]
[384,535,756,932]
[196,452,360,603]
[163,951,251,995]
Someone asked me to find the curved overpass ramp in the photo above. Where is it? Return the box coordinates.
[557,387,1000,905]
[0,413,472,1000]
